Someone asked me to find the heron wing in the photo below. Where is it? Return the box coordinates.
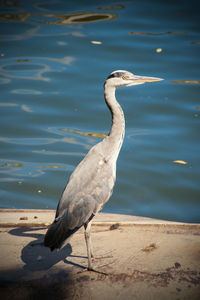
[44,140,116,250]
[57,140,116,227]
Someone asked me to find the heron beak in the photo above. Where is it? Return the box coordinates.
[133,75,163,83]
[124,75,163,86]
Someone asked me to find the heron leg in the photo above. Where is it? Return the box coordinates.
[84,220,94,270]
[83,220,113,275]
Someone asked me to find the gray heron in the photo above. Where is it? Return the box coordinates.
[44,70,163,272]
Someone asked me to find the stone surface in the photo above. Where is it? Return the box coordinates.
[0,209,200,299]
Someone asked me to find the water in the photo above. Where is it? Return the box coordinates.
[0,0,200,223]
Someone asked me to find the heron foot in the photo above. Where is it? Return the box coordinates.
[92,249,114,260]
[87,266,109,276]
[77,259,116,276]
[77,265,108,276]
[88,258,116,275]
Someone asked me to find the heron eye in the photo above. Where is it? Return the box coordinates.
[122,75,129,80]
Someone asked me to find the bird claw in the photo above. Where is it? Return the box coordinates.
[92,248,115,260]
[77,258,116,276]
[77,266,108,276]
[87,266,109,276]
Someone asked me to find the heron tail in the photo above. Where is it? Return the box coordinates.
[44,218,77,251]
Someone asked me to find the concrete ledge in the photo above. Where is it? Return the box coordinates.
[1,208,199,227]
[0,209,200,300]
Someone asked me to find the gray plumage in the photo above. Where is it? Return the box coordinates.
[44,70,162,271]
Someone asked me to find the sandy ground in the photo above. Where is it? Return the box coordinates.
[0,209,200,300]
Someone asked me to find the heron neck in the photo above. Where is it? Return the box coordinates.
[104,83,125,153]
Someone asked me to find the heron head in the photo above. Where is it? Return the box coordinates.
[106,70,163,87]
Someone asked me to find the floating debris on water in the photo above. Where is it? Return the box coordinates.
[21,104,33,113]
[13,163,23,167]
[34,165,61,169]
[91,41,102,44]
[60,128,107,139]
[191,41,200,45]
[171,80,200,84]
[156,48,162,53]
[173,160,188,165]
[129,31,186,36]
[0,163,11,167]
[0,162,24,167]
[16,59,31,62]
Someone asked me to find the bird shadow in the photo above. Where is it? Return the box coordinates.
[9,227,87,272]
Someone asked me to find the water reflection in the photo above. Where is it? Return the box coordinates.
[0,24,40,41]
[12,89,42,95]
[98,5,125,10]
[32,150,84,157]
[21,104,33,113]
[0,135,92,150]
[0,161,44,179]
[191,41,200,45]
[0,102,33,112]
[0,0,200,221]
[35,12,117,25]
[0,56,75,83]
[0,13,31,21]
[0,11,117,24]
[129,31,187,36]
[0,78,10,84]
[0,160,65,179]
[126,128,149,139]
[59,128,107,139]
[0,102,18,107]
[171,80,200,84]
[0,22,85,43]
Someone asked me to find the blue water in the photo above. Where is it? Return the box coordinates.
[0,0,200,223]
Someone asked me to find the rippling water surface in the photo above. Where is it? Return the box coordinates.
[0,0,200,222]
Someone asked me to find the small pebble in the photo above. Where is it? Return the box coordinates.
[109,223,120,230]
[19,216,28,220]
[174,262,181,269]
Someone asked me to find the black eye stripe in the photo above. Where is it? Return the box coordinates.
[107,72,125,79]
